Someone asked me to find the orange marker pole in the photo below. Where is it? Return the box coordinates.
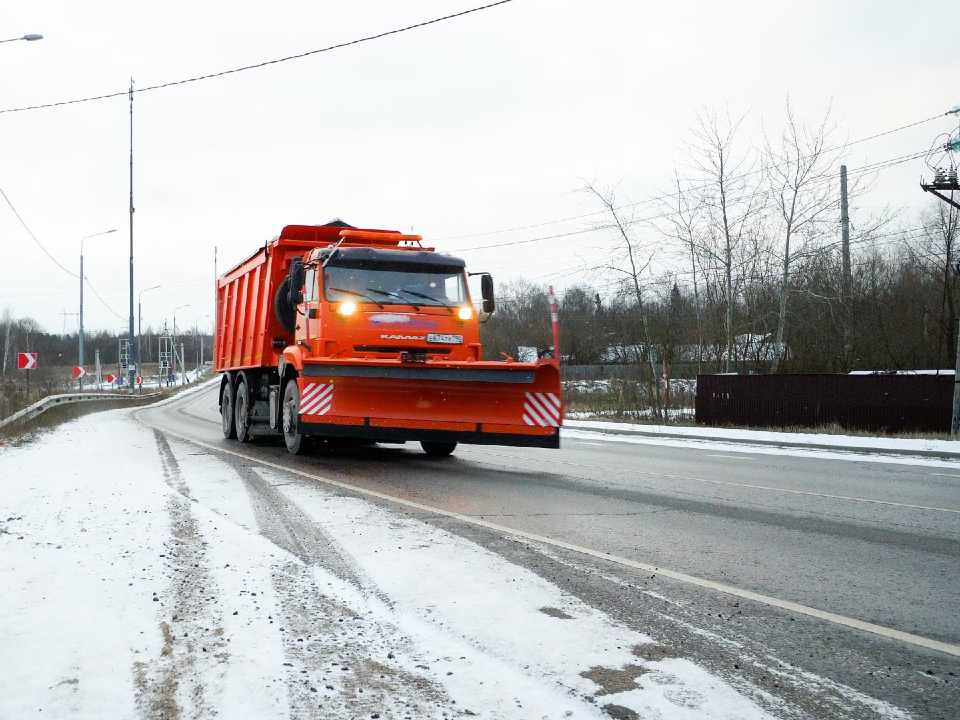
[549,285,561,367]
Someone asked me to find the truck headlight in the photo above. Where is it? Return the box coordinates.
[457,306,473,320]
[338,301,357,316]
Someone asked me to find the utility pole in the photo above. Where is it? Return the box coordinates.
[840,165,852,364]
[127,78,136,393]
[79,250,84,390]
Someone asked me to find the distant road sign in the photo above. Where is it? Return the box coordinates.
[73,366,88,379]
[105,373,118,383]
[17,353,37,370]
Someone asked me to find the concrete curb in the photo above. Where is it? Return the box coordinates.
[564,422,960,461]
[0,392,162,430]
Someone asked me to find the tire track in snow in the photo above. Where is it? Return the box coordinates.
[133,431,229,719]
[159,441,455,718]
[232,464,453,718]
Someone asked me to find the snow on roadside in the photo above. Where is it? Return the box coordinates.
[0,411,170,719]
[563,425,960,469]
[2,404,771,718]
[566,418,960,456]
[280,473,771,719]
[0,408,293,719]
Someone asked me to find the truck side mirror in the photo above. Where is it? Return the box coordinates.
[288,258,305,305]
[480,273,495,314]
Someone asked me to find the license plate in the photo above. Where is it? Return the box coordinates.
[427,333,463,344]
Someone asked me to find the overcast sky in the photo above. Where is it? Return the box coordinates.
[2,0,958,335]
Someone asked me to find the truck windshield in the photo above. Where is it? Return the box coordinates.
[323,262,467,307]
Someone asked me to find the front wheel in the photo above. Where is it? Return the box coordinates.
[421,441,457,457]
[221,381,237,440]
[282,380,309,455]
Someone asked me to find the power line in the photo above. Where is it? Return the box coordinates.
[494,224,940,301]
[438,113,950,242]
[0,185,78,278]
[452,149,928,255]
[83,276,125,320]
[1,184,125,319]
[0,1,517,115]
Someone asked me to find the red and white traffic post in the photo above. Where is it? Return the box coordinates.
[17,352,37,397]
[548,285,561,368]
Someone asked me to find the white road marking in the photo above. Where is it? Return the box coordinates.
[570,441,606,446]
[467,450,960,515]
[137,407,960,659]
[706,454,756,460]
[931,473,960,479]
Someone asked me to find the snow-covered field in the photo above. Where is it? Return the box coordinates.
[0,407,770,719]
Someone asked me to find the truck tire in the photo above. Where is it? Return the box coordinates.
[235,378,252,443]
[421,441,457,457]
[274,277,296,335]
[282,380,309,455]
[221,381,237,440]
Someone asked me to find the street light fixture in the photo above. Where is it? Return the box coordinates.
[78,229,117,391]
[138,285,161,384]
[0,34,44,44]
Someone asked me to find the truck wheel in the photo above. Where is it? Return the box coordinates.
[421,441,457,457]
[221,381,237,440]
[282,380,309,455]
[235,378,252,443]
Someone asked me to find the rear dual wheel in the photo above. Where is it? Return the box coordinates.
[221,381,237,440]
[234,378,252,443]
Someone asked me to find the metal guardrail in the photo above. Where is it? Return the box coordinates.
[0,391,161,430]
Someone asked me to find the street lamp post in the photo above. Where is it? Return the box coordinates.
[79,229,117,391]
[195,314,210,377]
[0,34,43,44]
[138,285,161,389]
[173,304,190,385]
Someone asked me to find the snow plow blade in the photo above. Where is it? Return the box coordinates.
[296,359,562,448]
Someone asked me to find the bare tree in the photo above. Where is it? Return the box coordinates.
[683,107,765,371]
[1,307,14,377]
[581,181,663,419]
[762,98,840,372]
[656,173,707,372]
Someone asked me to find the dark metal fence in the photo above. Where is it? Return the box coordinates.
[696,374,953,432]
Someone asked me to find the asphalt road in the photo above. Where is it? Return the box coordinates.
[141,384,960,718]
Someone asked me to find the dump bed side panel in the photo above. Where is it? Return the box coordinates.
[215,245,291,371]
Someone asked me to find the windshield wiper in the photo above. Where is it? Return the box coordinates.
[365,288,420,311]
[328,287,385,309]
[399,288,452,311]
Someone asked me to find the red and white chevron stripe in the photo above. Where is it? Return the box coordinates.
[523,392,561,427]
[300,382,333,416]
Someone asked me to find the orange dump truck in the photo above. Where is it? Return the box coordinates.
[215,221,563,455]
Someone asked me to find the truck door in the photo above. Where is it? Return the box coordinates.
[303,265,319,351]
